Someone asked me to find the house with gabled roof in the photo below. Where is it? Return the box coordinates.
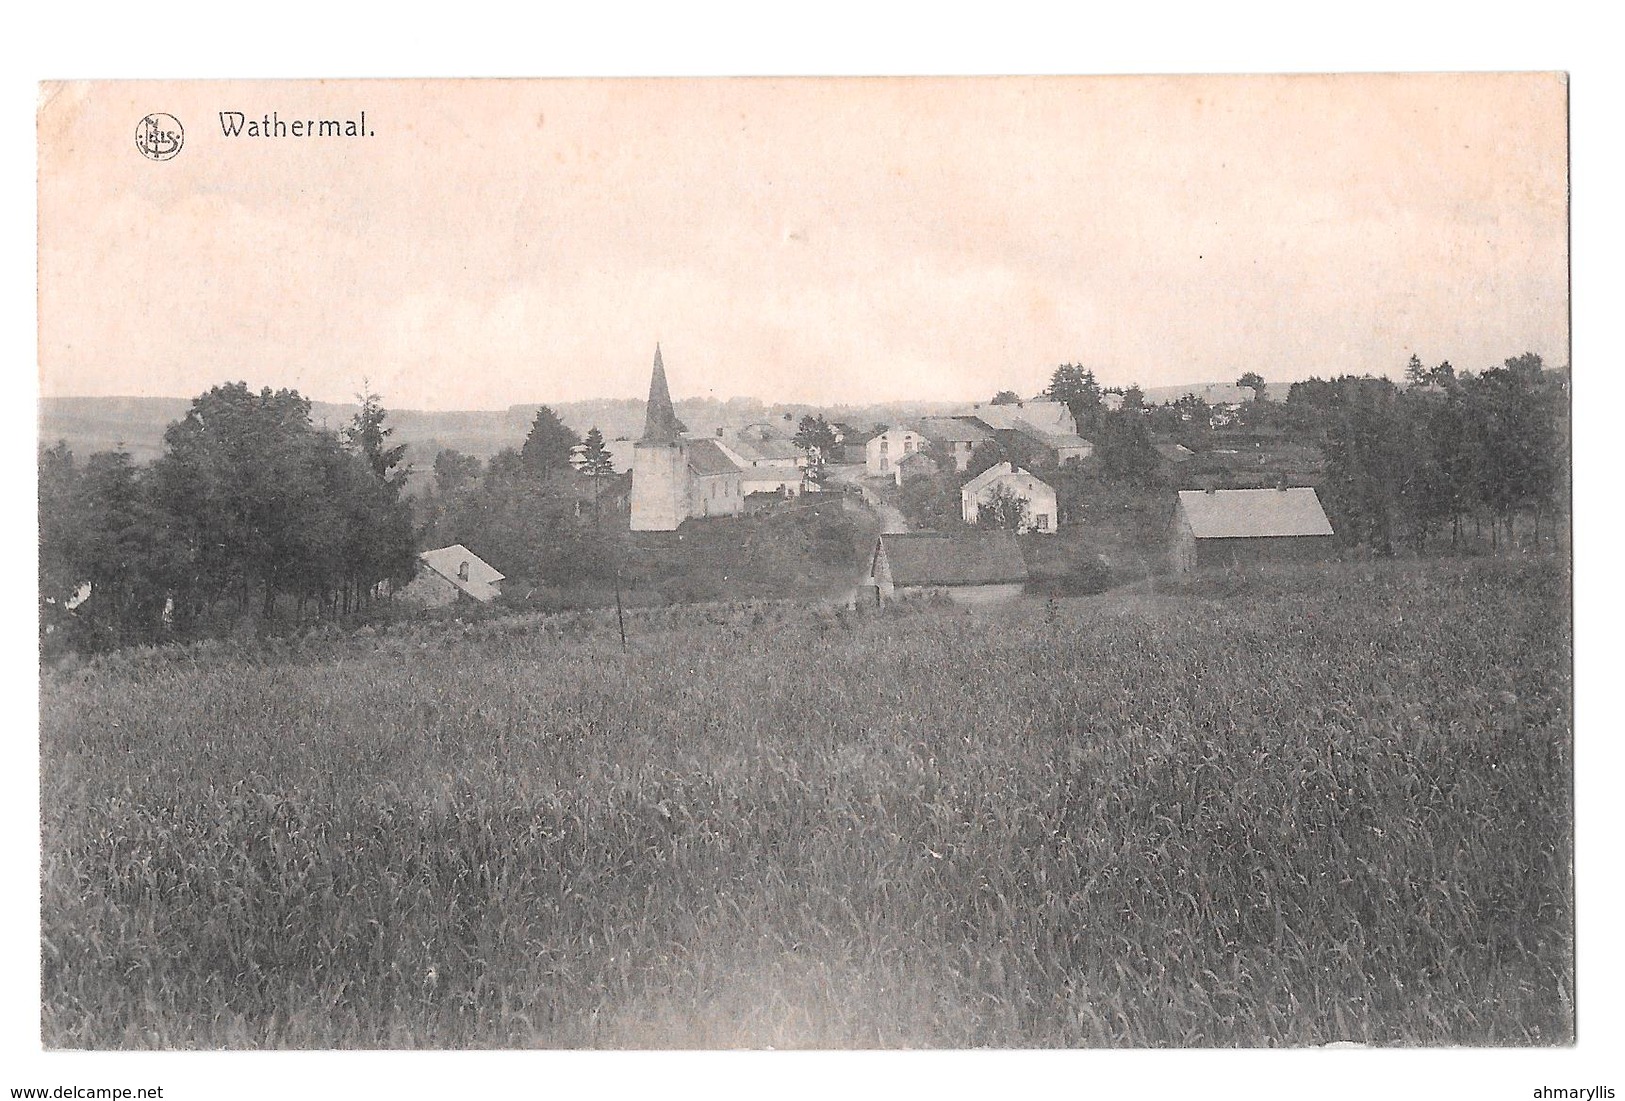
[961,462,1057,534]
[865,425,928,481]
[969,399,1078,436]
[864,531,1029,606]
[717,431,805,470]
[964,401,1093,465]
[400,544,505,607]
[916,416,997,472]
[1170,487,1334,572]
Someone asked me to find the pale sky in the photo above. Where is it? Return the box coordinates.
[37,75,1568,411]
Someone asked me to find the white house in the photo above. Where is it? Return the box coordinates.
[960,462,1058,534]
[399,544,505,607]
[865,426,928,479]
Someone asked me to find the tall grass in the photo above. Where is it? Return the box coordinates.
[40,557,1572,1047]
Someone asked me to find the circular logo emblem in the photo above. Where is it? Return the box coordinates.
[135,113,184,161]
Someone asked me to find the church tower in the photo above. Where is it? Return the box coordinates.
[630,344,688,531]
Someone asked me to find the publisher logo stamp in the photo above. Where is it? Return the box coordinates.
[135,113,184,161]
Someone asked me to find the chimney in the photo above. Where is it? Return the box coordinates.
[716,427,724,437]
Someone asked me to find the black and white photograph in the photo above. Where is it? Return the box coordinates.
[14,25,1616,1100]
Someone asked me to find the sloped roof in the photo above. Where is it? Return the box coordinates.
[1155,443,1195,463]
[878,531,1029,587]
[686,436,744,476]
[917,415,996,443]
[963,462,1051,498]
[1014,425,1093,451]
[420,545,504,601]
[640,345,683,444]
[971,401,1077,435]
[728,435,804,462]
[739,467,802,484]
[962,461,1016,495]
[1177,488,1334,539]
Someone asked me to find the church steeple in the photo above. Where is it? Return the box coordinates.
[640,343,683,444]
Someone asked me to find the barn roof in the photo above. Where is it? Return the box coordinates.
[1155,443,1195,463]
[419,545,504,601]
[1177,487,1334,539]
[878,531,1029,587]
[686,437,744,476]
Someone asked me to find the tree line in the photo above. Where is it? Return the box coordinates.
[955,352,1568,555]
[40,383,419,652]
[1308,354,1567,554]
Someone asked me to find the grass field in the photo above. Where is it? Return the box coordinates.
[40,557,1572,1048]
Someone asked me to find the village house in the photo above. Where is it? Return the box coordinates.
[630,346,746,530]
[716,428,806,471]
[969,399,1078,435]
[864,530,1029,606]
[960,462,1058,533]
[865,425,928,479]
[398,544,505,607]
[916,416,997,472]
[966,400,1093,465]
[1010,424,1094,465]
[1170,487,1334,572]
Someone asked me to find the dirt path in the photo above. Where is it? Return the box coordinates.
[825,465,910,533]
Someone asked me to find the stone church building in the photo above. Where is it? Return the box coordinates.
[630,346,745,530]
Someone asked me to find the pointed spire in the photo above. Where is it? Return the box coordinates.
[640,343,682,444]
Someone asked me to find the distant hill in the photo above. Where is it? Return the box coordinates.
[39,394,971,476]
[36,384,1285,475]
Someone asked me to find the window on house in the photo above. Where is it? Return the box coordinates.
[458,562,470,581]
[904,440,914,454]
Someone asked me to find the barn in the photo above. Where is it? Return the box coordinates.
[1170,487,1334,572]
[864,531,1029,605]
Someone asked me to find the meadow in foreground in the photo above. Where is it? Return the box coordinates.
[40,557,1572,1047]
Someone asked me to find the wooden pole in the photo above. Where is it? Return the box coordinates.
[613,563,627,654]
